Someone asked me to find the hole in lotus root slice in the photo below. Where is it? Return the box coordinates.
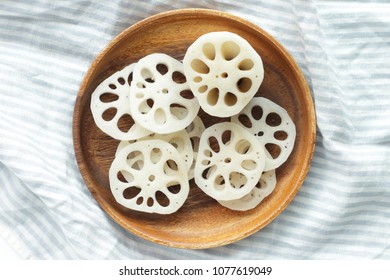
[117,170,133,183]
[109,139,189,214]
[90,63,151,140]
[127,72,133,86]
[131,159,144,171]
[147,197,154,207]
[251,105,263,120]
[236,77,252,93]
[191,59,210,74]
[118,114,136,133]
[235,139,252,154]
[265,143,281,159]
[218,169,277,211]
[207,88,219,106]
[180,89,195,100]
[203,149,213,158]
[102,108,117,122]
[170,104,188,120]
[274,130,288,141]
[156,63,168,75]
[266,112,282,127]
[194,122,265,201]
[229,172,247,189]
[167,182,181,194]
[146,98,154,108]
[150,148,162,164]
[128,150,146,176]
[99,92,119,103]
[193,76,202,83]
[238,59,254,70]
[130,53,200,134]
[141,68,155,83]
[183,31,264,117]
[237,114,252,128]
[154,108,166,125]
[136,197,143,205]
[198,85,208,93]
[214,175,226,191]
[203,43,216,60]
[126,150,143,161]
[117,77,126,85]
[136,82,146,89]
[172,71,187,84]
[164,159,179,174]
[133,87,144,98]
[201,165,217,180]
[241,160,257,171]
[138,100,151,115]
[221,41,240,61]
[123,186,141,199]
[155,191,170,207]
[231,97,296,170]
[221,129,233,145]
[208,136,220,153]
[224,92,237,106]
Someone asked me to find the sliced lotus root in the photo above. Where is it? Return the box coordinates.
[116,129,193,172]
[183,31,264,117]
[129,53,200,134]
[109,139,190,214]
[218,169,277,211]
[194,122,266,201]
[185,115,205,180]
[90,63,151,140]
[231,97,296,170]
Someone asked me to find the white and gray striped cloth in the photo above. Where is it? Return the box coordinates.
[1,0,389,259]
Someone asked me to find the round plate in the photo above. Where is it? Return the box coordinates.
[73,9,316,249]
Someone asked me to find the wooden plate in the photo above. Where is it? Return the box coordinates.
[73,9,316,249]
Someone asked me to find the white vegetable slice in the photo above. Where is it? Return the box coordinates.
[218,169,277,211]
[183,31,264,117]
[194,122,266,201]
[90,63,151,140]
[129,53,200,134]
[116,129,193,172]
[109,139,189,214]
[231,97,296,170]
[185,115,205,180]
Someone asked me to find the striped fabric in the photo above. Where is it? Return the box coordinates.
[1,0,389,259]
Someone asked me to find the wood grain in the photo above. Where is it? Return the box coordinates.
[72,9,316,249]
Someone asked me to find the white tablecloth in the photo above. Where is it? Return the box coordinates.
[1,0,389,259]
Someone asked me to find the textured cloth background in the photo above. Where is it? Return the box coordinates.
[1,0,390,259]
